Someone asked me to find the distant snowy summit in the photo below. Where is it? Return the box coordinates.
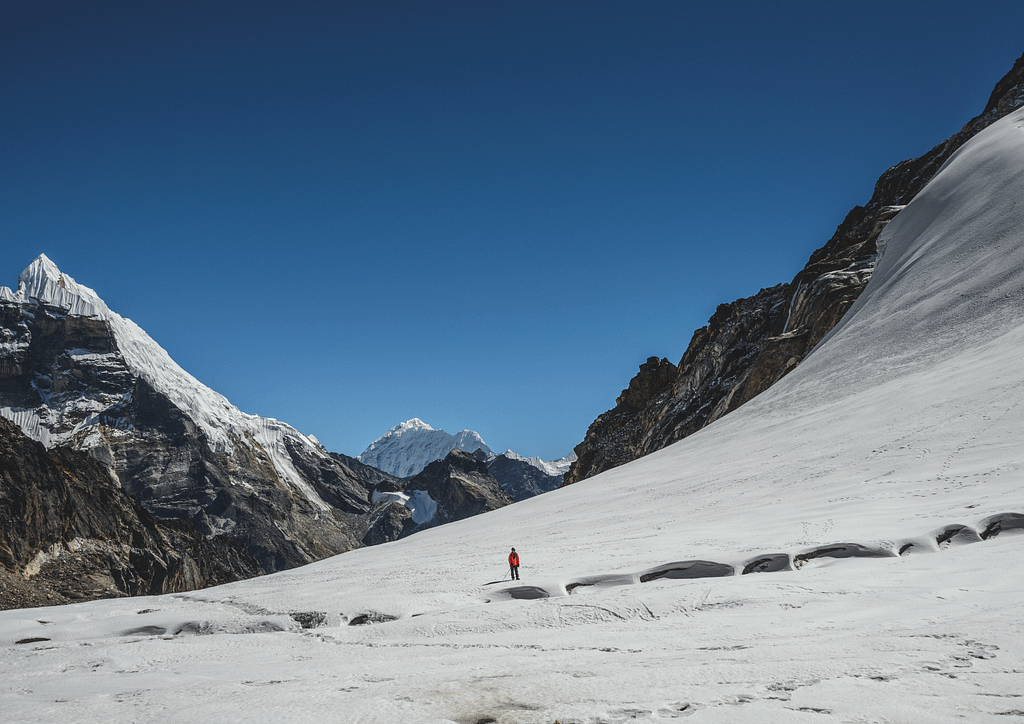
[358,418,576,498]
[359,419,493,478]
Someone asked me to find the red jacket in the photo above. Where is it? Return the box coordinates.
[508,551,520,566]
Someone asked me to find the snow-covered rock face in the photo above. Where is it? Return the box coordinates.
[358,418,493,478]
[10,254,111,318]
[0,255,381,572]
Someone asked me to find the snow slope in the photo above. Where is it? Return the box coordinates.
[3,109,1024,723]
[0,254,333,510]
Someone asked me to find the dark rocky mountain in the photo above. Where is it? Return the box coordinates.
[0,417,260,611]
[563,50,1024,486]
[486,452,565,501]
[408,449,513,528]
[0,268,374,573]
[361,449,513,544]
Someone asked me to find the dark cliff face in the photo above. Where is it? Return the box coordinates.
[0,417,260,611]
[563,51,1024,486]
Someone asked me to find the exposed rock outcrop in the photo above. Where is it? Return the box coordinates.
[563,50,1024,486]
[362,501,416,547]
[486,452,565,501]
[0,417,260,610]
[405,449,512,529]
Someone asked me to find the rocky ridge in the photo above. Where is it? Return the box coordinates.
[486,451,569,501]
[563,50,1024,485]
[363,449,513,544]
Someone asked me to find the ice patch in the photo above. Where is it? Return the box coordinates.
[405,490,437,525]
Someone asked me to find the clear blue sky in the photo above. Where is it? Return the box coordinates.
[3,1,1022,460]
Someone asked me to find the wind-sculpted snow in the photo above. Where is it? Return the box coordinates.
[5,510,1018,640]
[479,512,1022,604]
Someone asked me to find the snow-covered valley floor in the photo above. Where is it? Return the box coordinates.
[2,527,1022,723]
[2,98,1024,724]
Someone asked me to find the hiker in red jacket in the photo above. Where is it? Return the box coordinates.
[508,547,520,580]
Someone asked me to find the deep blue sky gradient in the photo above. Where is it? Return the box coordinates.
[3,1,1023,459]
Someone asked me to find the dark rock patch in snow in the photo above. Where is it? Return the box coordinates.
[290,611,327,629]
[639,560,734,583]
[505,586,550,600]
[897,536,939,556]
[565,573,636,594]
[348,612,399,626]
[122,625,167,637]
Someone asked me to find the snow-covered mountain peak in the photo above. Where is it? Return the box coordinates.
[359,419,492,478]
[1,254,334,513]
[4,254,110,318]
[498,448,577,477]
[388,418,434,434]
[358,418,576,485]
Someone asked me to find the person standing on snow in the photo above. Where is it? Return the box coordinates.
[508,547,520,580]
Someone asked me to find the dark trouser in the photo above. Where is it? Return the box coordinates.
[510,565,519,580]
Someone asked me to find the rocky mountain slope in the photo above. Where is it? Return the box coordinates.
[563,50,1024,485]
[0,417,260,610]
[363,449,512,544]
[487,450,571,500]
[0,259,510,578]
